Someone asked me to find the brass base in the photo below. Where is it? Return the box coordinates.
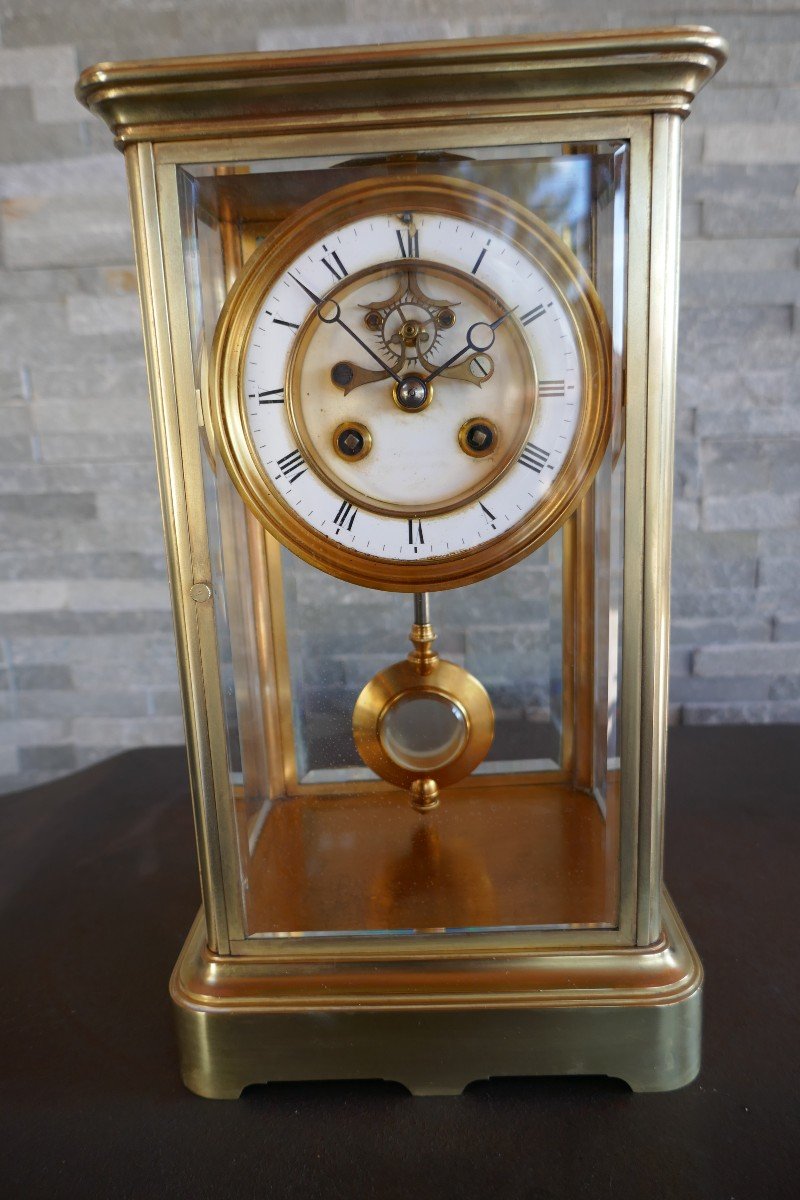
[170,891,701,1098]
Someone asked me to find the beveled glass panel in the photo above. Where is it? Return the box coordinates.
[176,138,629,940]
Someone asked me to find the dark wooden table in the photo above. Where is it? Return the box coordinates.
[1,727,797,1199]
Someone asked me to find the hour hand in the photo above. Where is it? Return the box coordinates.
[330,359,391,395]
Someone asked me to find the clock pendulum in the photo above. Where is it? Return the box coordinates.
[352,591,495,811]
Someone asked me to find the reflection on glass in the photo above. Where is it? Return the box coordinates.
[380,694,468,773]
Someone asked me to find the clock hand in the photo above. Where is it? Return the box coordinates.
[439,351,495,386]
[424,307,517,383]
[289,273,402,383]
[331,360,391,395]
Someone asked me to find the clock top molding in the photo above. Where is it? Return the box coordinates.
[76,26,727,150]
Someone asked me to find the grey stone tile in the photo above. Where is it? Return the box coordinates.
[0,550,166,581]
[769,674,800,700]
[0,492,96,518]
[706,123,800,166]
[13,663,73,690]
[0,87,87,164]
[147,688,183,717]
[0,716,71,746]
[670,676,773,704]
[692,85,800,124]
[37,431,155,462]
[0,611,173,636]
[17,690,150,718]
[0,746,19,779]
[680,201,701,239]
[31,398,152,437]
[758,556,800,590]
[0,512,163,555]
[0,578,169,617]
[682,236,799,275]
[71,655,180,690]
[704,193,800,238]
[681,702,776,725]
[70,716,186,746]
[708,15,800,45]
[0,404,32,435]
[673,499,700,531]
[701,440,772,496]
[671,617,772,646]
[775,617,800,642]
[18,744,77,772]
[693,641,800,678]
[0,365,25,402]
[0,42,77,87]
[0,154,125,201]
[672,529,758,590]
[682,270,800,309]
[715,41,800,89]
[0,460,156,494]
[66,293,141,336]
[1,192,133,269]
[674,439,700,500]
[0,433,34,462]
[672,588,771,620]
[703,492,800,532]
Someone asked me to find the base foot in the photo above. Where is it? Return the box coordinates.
[171,892,702,1099]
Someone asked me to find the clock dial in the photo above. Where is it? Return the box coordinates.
[284,260,537,520]
[211,176,610,591]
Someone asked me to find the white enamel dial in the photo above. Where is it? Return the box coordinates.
[284,259,537,517]
[212,177,610,591]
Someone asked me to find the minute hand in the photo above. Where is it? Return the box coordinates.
[424,307,517,383]
[288,273,402,383]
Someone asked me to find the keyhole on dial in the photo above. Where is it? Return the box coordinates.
[334,422,372,461]
[459,418,498,458]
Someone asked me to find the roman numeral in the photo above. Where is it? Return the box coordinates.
[471,241,490,275]
[276,449,307,483]
[273,317,300,330]
[521,305,546,325]
[321,245,348,280]
[539,379,565,398]
[333,499,358,532]
[407,518,425,549]
[257,388,284,404]
[396,227,419,258]
[519,443,550,473]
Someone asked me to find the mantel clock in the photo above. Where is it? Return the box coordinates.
[78,27,726,1097]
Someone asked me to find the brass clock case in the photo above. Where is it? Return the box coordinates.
[209,174,612,592]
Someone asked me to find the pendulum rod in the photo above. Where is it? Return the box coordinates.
[409,592,438,673]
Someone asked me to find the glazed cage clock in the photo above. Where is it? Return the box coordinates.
[78,27,726,1098]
